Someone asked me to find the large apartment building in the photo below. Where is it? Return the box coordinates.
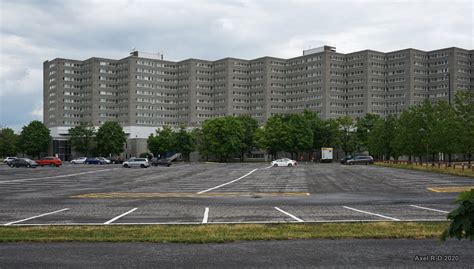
[43,46,473,159]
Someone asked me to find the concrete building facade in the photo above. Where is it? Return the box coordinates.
[43,46,473,160]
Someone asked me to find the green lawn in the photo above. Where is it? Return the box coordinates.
[375,162,474,178]
[0,222,449,243]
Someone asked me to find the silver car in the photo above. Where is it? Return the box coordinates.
[97,157,111,164]
[71,157,87,164]
[122,158,150,168]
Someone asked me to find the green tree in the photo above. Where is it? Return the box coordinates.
[68,121,96,156]
[283,113,313,159]
[174,126,195,162]
[148,126,176,159]
[0,128,19,157]
[367,115,398,160]
[192,128,208,160]
[430,101,460,161]
[236,115,259,162]
[454,91,474,163]
[18,121,51,158]
[336,116,356,156]
[95,121,127,156]
[303,110,328,152]
[355,113,381,152]
[257,115,286,159]
[394,100,434,161]
[200,116,243,162]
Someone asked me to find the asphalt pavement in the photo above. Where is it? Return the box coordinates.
[0,239,472,268]
[0,162,471,225]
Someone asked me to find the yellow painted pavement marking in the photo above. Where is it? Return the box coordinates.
[71,192,311,199]
[427,186,474,193]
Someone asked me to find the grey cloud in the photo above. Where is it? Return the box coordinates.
[0,0,472,130]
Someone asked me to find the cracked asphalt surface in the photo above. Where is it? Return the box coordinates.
[1,162,473,267]
[1,239,473,268]
[0,162,471,224]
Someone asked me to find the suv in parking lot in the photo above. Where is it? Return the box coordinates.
[345,155,374,165]
[36,157,62,167]
[3,157,17,164]
[123,158,150,168]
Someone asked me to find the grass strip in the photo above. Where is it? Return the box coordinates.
[0,222,448,243]
[375,162,474,178]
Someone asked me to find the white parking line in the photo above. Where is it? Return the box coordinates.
[343,206,400,221]
[410,205,449,214]
[274,207,304,222]
[202,207,209,223]
[4,208,70,226]
[197,169,258,194]
[0,168,120,184]
[104,208,138,224]
[263,165,273,169]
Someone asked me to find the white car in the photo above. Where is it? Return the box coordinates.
[123,158,150,168]
[3,157,17,164]
[71,157,87,164]
[271,158,297,167]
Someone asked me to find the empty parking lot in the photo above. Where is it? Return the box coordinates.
[0,162,472,225]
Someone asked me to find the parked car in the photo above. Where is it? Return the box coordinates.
[71,157,87,164]
[271,158,297,167]
[8,158,38,168]
[151,158,172,167]
[97,157,111,164]
[84,157,107,165]
[106,157,124,164]
[340,156,354,164]
[36,157,62,167]
[3,157,17,164]
[345,155,374,165]
[123,158,150,168]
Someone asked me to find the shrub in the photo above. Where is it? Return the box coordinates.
[440,189,474,241]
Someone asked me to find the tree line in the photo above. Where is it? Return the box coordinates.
[148,91,473,162]
[368,91,474,162]
[1,91,472,162]
[0,121,50,158]
[0,121,127,158]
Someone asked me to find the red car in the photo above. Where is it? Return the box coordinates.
[36,157,62,167]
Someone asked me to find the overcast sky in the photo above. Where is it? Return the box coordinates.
[0,0,472,132]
